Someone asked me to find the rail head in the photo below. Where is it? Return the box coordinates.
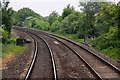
[24,32,38,80]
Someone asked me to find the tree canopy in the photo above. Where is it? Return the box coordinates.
[15,8,43,26]
[2,0,14,41]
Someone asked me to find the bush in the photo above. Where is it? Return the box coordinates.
[50,20,60,32]
[101,47,120,60]
[7,38,16,44]
[92,27,120,60]
[92,27,117,49]
[1,29,9,44]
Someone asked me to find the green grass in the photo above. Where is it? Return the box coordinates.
[1,44,25,58]
[0,27,25,58]
[101,47,120,60]
[57,34,84,42]
[46,31,84,43]
[91,39,120,60]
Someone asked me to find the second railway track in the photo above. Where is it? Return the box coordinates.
[48,34,120,79]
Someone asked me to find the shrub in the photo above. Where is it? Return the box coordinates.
[1,29,9,44]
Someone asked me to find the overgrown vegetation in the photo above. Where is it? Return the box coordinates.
[92,27,120,60]
[14,2,120,60]
[1,1,25,58]
[0,26,25,58]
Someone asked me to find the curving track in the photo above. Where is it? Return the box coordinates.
[16,28,57,80]
[15,27,120,79]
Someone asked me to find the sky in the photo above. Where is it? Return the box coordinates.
[8,0,119,17]
[8,0,80,17]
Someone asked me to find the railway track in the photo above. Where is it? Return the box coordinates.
[15,27,120,79]
[45,33,120,79]
[43,32,120,79]
[17,29,57,80]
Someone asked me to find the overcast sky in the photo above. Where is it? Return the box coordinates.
[8,0,119,17]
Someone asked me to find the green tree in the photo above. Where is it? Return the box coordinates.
[93,2,120,37]
[50,20,60,32]
[0,1,2,26]
[92,27,120,59]
[15,8,42,26]
[116,2,120,40]
[47,11,59,26]
[62,4,75,19]
[2,0,14,37]
[60,12,80,34]
[79,2,100,39]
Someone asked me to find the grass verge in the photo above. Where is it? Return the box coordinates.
[46,31,84,43]
[56,34,84,42]
[101,47,120,60]
[1,44,25,58]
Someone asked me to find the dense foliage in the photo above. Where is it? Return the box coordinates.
[14,2,120,60]
[92,27,120,59]
[1,1,14,44]
[1,1,25,59]
[14,8,43,26]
